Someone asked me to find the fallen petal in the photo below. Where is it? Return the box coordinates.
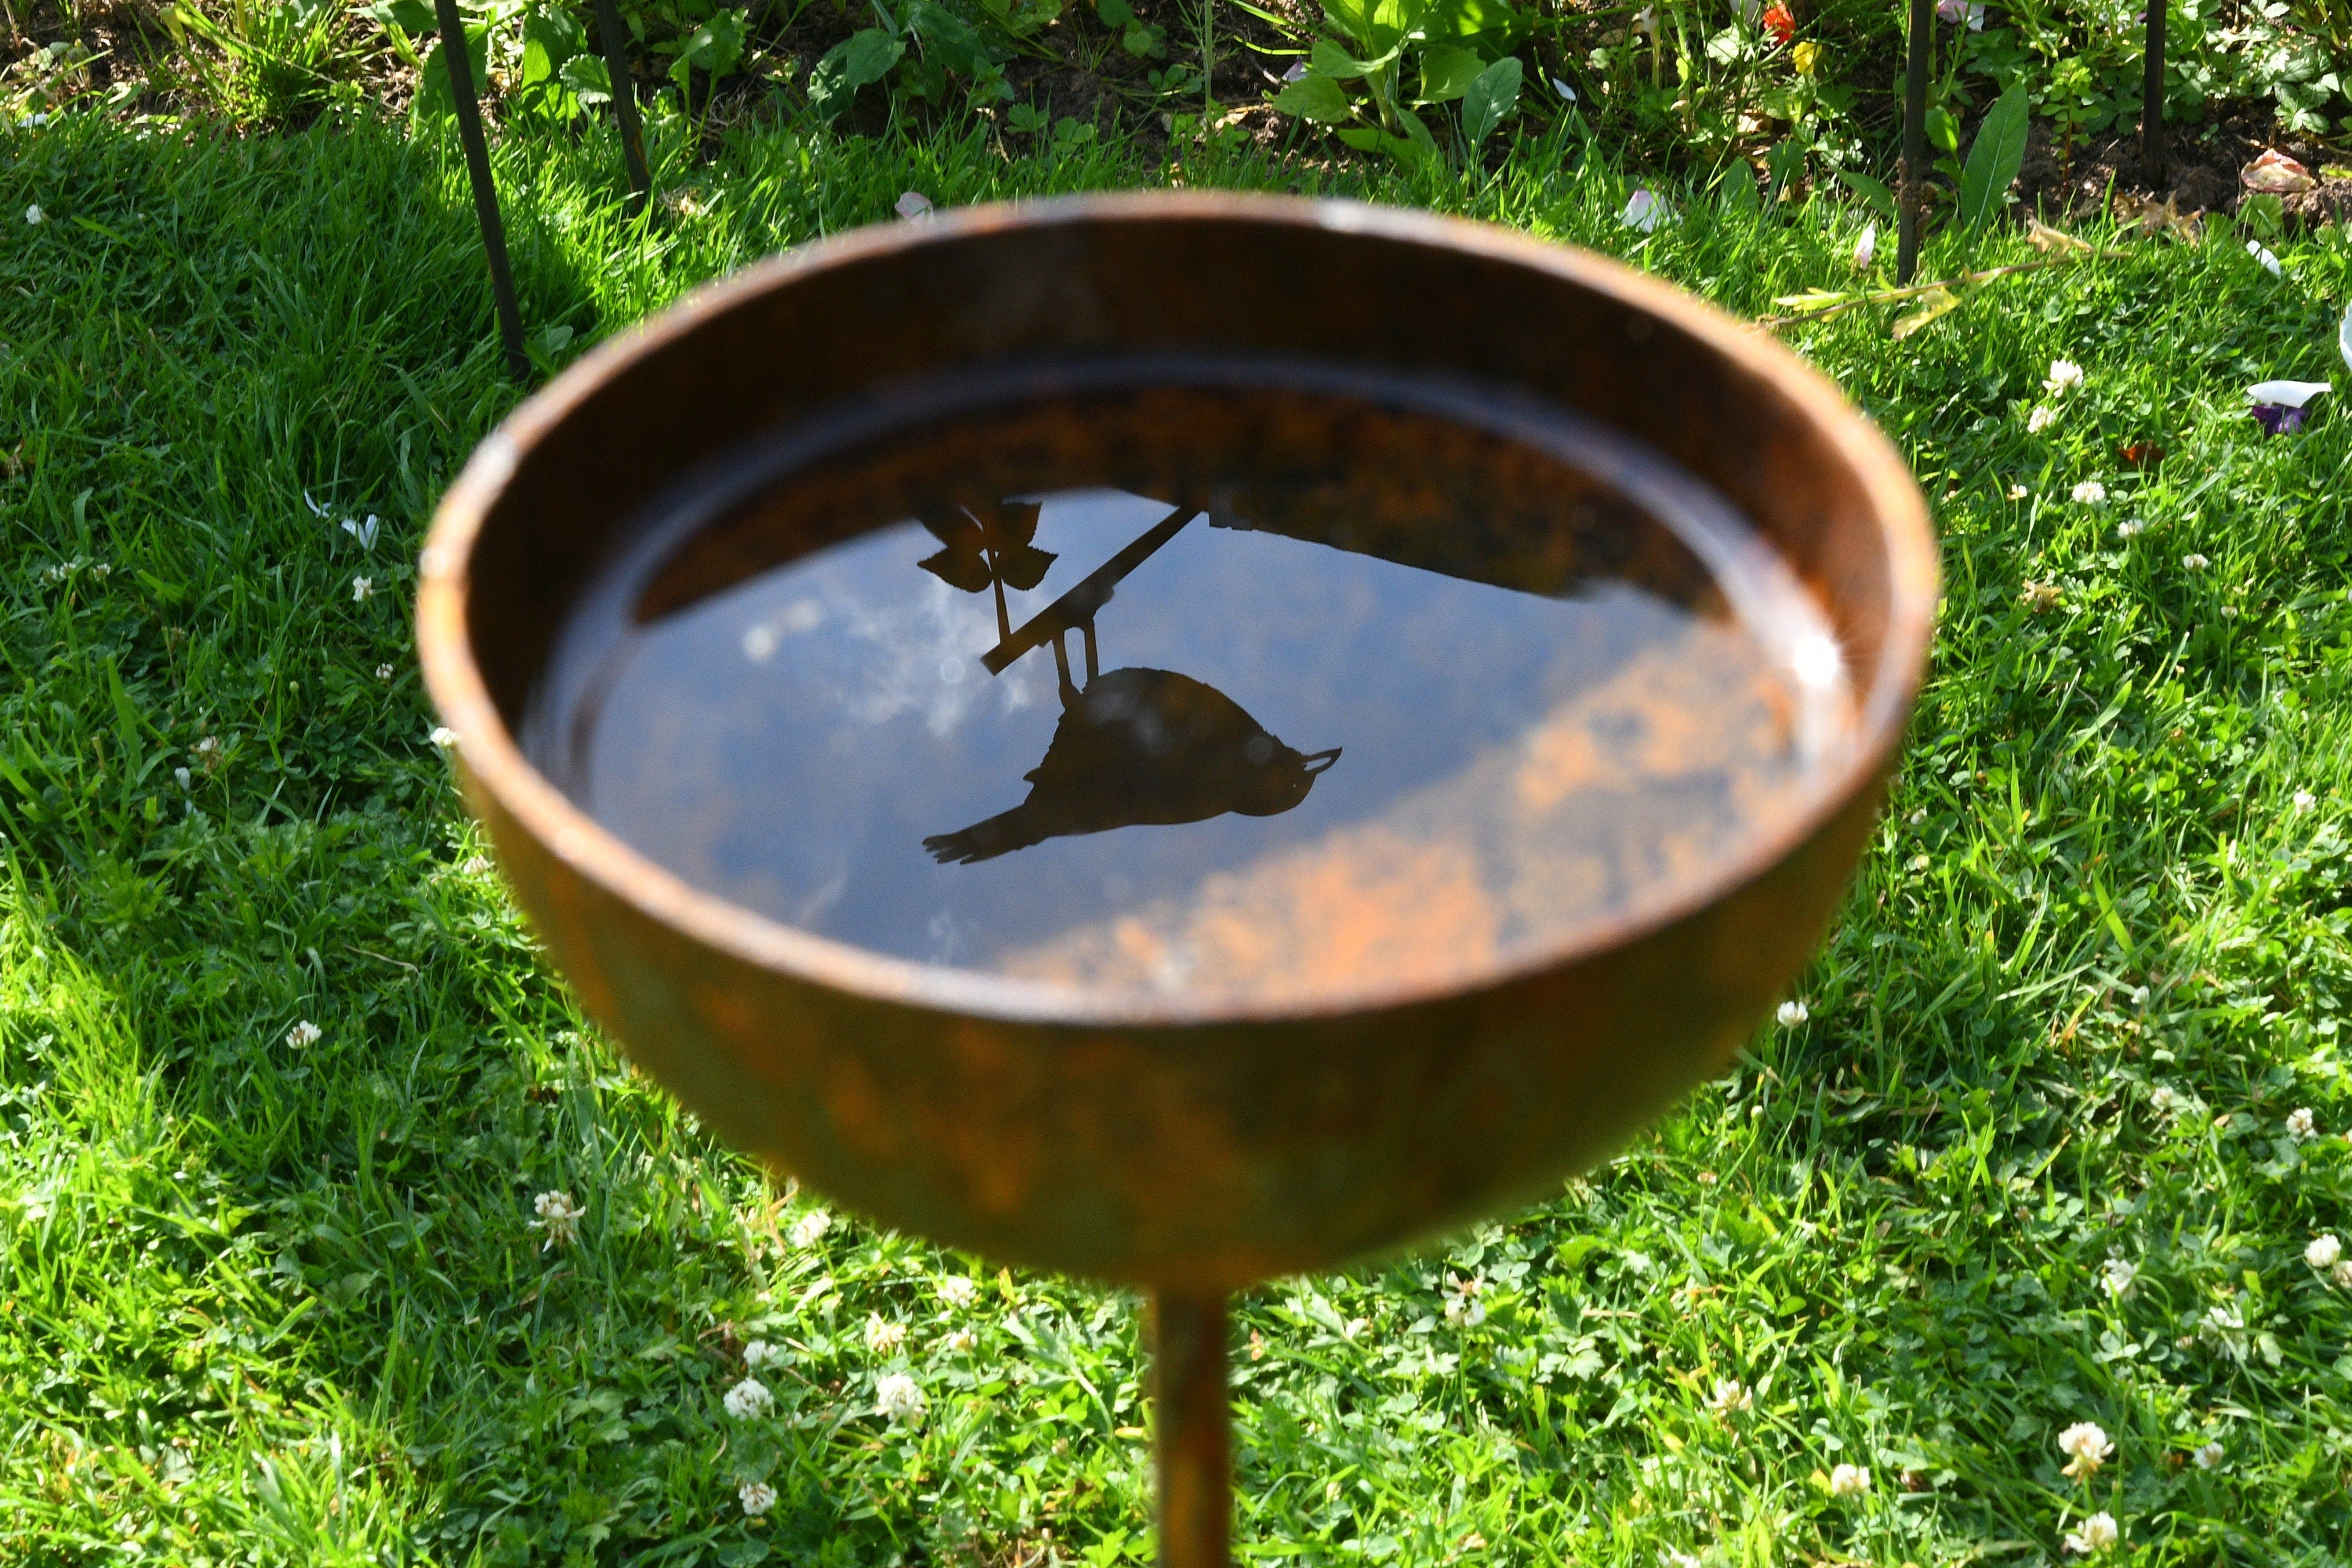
[1551,74,1576,102]
[2247,379,2330,408]
[1281,60,1308,83]
[2243,148,2314,194]
[1620,188,1669,233]
[2339,297,2352,375]
[2247,239,2282,275]
[895,191,936,220]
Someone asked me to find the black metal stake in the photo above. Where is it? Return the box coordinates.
[2141,0,2165,184]
[434,0,532,381]
[1896,0,1933,285]
[591,0,652,215]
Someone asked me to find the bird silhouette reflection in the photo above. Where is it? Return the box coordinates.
[925,667,1341,862]
[921,500,1341,866]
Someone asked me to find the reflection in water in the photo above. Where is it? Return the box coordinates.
[925,666,1340,863]
[525,357,1857,1000]
[921,501,1340,865]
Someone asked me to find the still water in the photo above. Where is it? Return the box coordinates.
[526,355,1853,1002]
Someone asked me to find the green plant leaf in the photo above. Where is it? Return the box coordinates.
[362,0,434,33]
[808,27,904,120]
[1310,37,1388,78]
[1835,165,1896,223]
[909,0,988,74]
[1458,54,1519,147]
[1718,163,1761,216]
[1416,43,1482,103]
[411,24,490,123]
[1095,0,1133,25]
[1273,69,1354,123]
[558,51,611,105]
[1958,82,2029,229]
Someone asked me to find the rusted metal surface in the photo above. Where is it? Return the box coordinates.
[416,193,1936,1560]
[1151,1291,1229,1568]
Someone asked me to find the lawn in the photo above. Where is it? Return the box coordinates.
[7,101,2352,1566]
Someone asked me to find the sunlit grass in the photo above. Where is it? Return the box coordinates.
[5,103,2352,1564]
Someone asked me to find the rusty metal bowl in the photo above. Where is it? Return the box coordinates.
[420,191,1935,1563]
[417,191,1933,1292]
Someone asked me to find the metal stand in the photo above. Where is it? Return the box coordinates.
[591,0,652,214]
[1895,0,1933,285]
[2141,0,2165,183]
[433,0,532,379]
[1152,1290,1230,1568]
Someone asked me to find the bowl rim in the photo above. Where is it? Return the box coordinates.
[415,190,1937,1029]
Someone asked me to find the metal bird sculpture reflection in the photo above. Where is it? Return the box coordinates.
[924,666,1341,863]
[924,499,1339,864]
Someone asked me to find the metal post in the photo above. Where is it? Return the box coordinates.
[434,0,532,381]
[2141,0,2165,183]
[1896,0,1933,285]
[591,0,652,214]
[1152,1290,1230,1568]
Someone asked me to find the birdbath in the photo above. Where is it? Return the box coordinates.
[416,194,1936,1565]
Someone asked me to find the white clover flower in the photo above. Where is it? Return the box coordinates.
[865,1315,907,1356]
[1777,1000,1809,1027]
[724,1377,775,1420]
[1443,1272,1487,1327]
[2306,1234,2343,1270]
[1707,1377,1753,1416]
[2294,790,2318,814]
[375,663,394,680]
[2058,1421,2113,1480]
[2287,1107,2318,1142]
[532,1189,586,1247]
[429,726,458,749]
[2192,1439,2224,1469]
[2115,518,2145,538]
[2334,1259,2352,1290]
[2071,480,2107,505]
[744,1339,783,1372]
[942,1326,978,1352]
[461,855,492,876]
[2150,1085,2186,1116]
[194,735,223,767]
[285,1019,321,1048]
[25,204,43,225]
[938,1274,978,1308]
[2008,482,2031,499]
[875,1371,927,1423]
[1827,1463,1871,1497]
[2063,1512,2119,1555]
[350,576,374,602]
[2100,1257,2137,1298]
[2027,405,2060,433]
[2044,358,2086,394]
[2183,553,2210,571]
[788,1209,832,1248]
[739,1479,776,1516]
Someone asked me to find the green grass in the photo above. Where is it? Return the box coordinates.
[6,100,2352,1566]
